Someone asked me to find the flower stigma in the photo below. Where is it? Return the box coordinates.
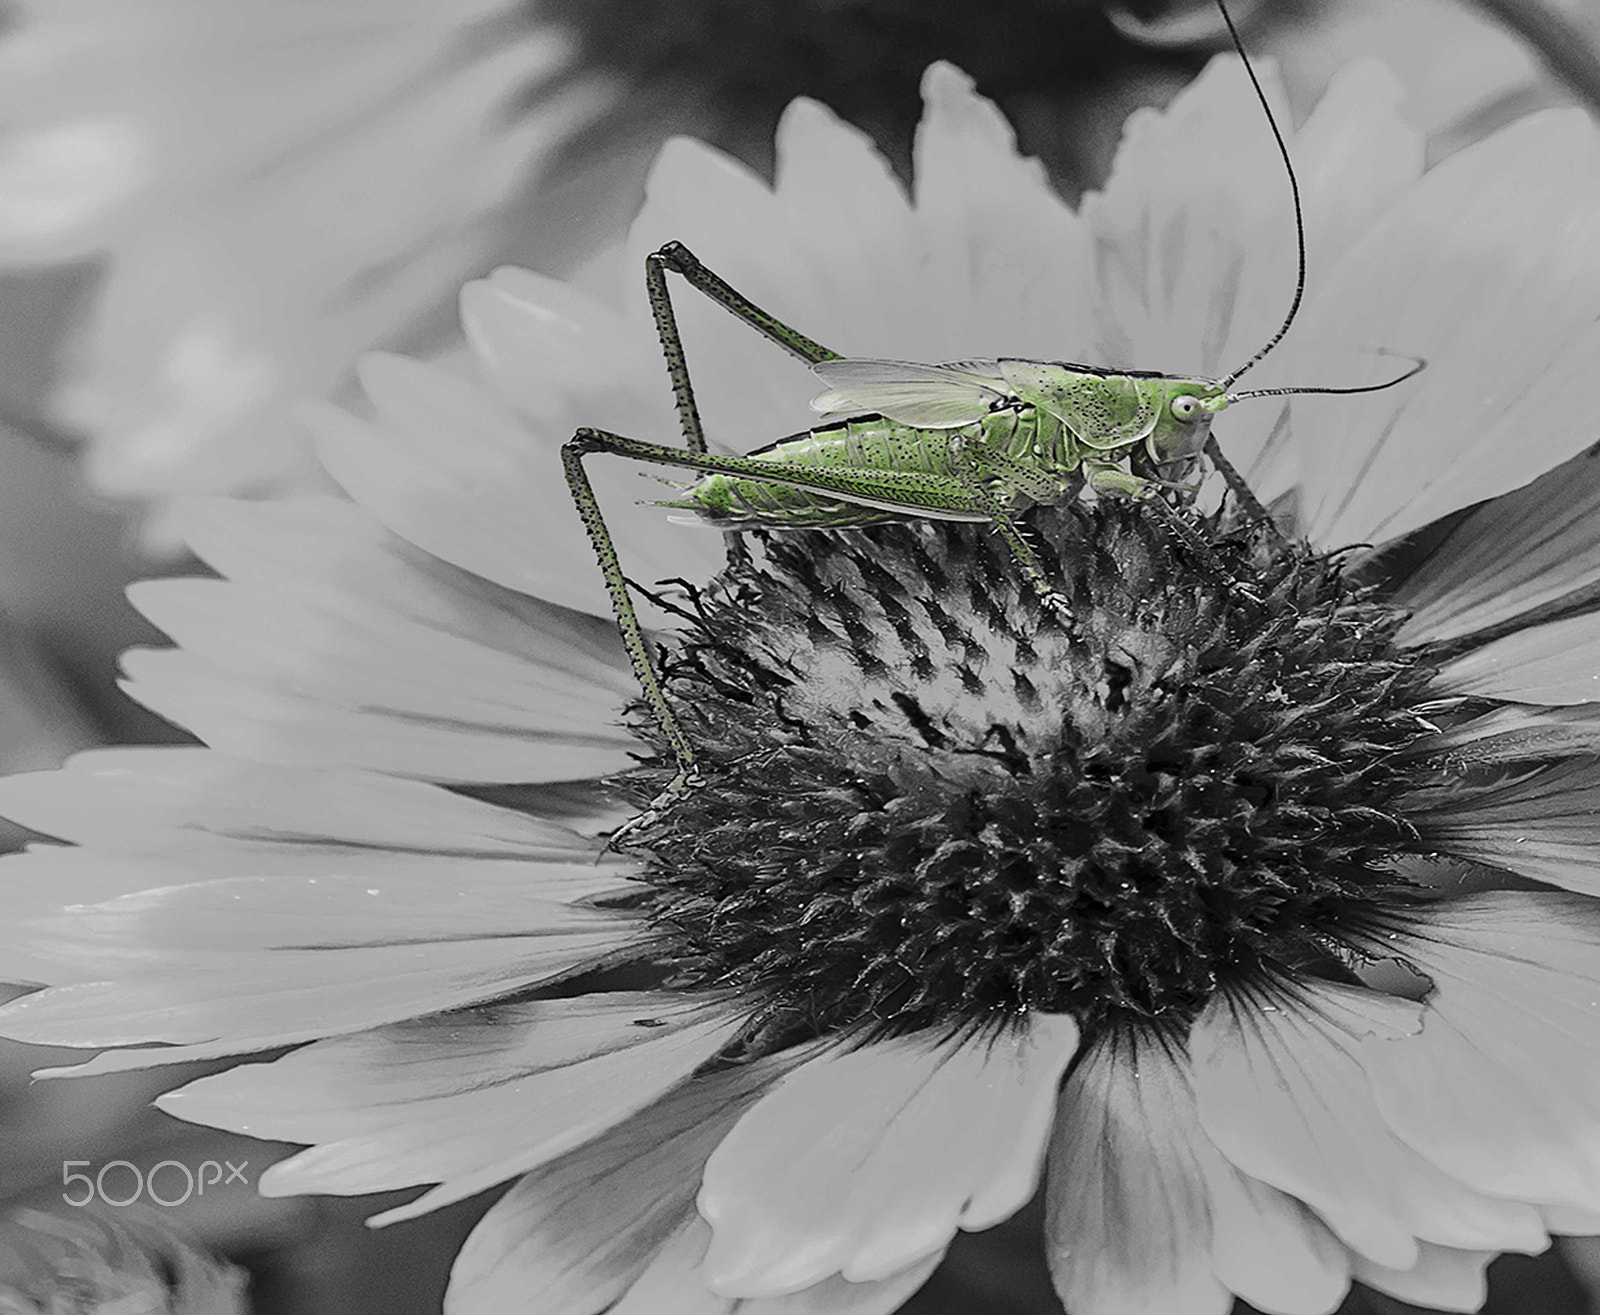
[607,501,1446,1040]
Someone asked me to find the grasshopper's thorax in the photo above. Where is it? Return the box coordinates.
[997,361,1231,475]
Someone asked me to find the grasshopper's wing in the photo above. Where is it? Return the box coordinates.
[809,359,1009,428]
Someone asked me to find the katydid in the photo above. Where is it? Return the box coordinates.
[561,0,1420,799]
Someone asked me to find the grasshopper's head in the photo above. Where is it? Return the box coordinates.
[1145,380,1232,472]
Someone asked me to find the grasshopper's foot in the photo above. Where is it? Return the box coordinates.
[1034,586,1076,629]
[1227,580,1267,609]
[605,767,704,852]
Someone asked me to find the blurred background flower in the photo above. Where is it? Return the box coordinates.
[0,1207,247,1313]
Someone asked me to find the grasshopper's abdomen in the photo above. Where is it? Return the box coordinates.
[667,409,1050,529]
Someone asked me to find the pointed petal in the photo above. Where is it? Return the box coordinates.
[0,917,633,1055]
[121,647,636,784]
[698,1014,1079,1298]
[1086,55,1295,378]
[444,1059,781,1315]
[0,747,606,857]
[157,993,742,1214]
[1435,612,1600,705]
[1409,758,1600,894]
[1214,59,1424,504]
[911,64,1095,356]
[1357,893,1600,1212]
[1192,980,1545,1265]
[772,98,933,358]
[1394,446,1600,645]
[1044,1029,1229,1315]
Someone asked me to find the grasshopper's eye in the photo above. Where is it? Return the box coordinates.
[1170,394,1203,423]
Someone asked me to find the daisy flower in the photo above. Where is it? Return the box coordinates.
[0,1208,246,1314]
[2,48,1600,1315]
[0,0,617,516]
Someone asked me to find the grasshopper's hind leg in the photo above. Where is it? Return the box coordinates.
[649,241,842,369]
[645,241,845,571]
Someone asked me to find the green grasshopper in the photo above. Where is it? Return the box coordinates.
[561,0,1419,797]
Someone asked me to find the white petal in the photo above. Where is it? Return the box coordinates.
[1350,1243,1493,1313]
[310,397,697,627]
[121,647,636,784]
[1394,447,1600,646]
[1289,110,1600,547]
[445,1060,781,1315]
[1358,893,1600,1212]
[1408,758,1600,894]
[911,63,1095,357]
[1436,612,1600,706]
[1194,1139,1350,1315]
[625,136,827,442]
[0,119,148,259]
[0,746,613,861]
[606,1217,940,1315]
[1086,55,1295,378]
[1044,1030,1229,1315]
[154,994,743,1219]
[772,98,932,358]
[0,920,632,1057]
[1220,59,1423,503]
[698,1014,1079,1298]
[1192,980,1545,1265]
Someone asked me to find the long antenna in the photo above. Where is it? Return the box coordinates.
[1230,353,1427,401]
[1212,0,1306,392]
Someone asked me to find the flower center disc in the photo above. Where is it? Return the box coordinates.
[624,503,1435,1037]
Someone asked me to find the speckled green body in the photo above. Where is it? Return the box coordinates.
[667,363,1234,527]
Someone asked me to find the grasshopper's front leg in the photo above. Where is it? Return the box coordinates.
[561,434,701,831]
[1087,462,1265,608]
[946,436,1075,625]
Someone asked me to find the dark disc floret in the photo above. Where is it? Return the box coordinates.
[615,501,1445,1039]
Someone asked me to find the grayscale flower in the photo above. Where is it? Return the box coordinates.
[1,53,1599,1315]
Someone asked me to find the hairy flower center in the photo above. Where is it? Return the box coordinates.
[619,502,1440,1037]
